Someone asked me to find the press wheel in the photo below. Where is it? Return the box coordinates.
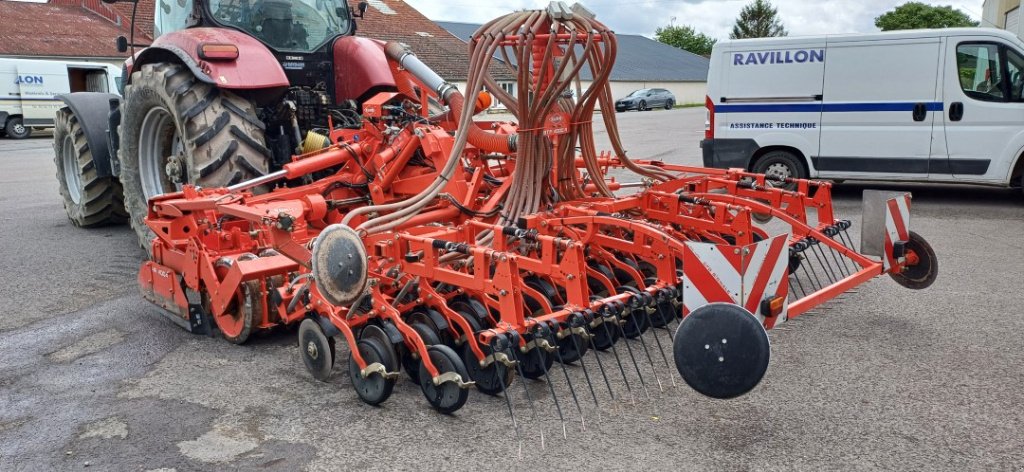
[418,345,471,414]
[348,335,398,406]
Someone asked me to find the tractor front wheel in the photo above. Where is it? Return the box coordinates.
[53,108,128,227]
[118,62,270,250]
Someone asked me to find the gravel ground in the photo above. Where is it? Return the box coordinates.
[1,108,1023,471]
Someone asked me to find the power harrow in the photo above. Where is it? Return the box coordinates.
[136,3,938,425]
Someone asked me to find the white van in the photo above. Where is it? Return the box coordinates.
[701,28,1024,191]
[0,58,121,139]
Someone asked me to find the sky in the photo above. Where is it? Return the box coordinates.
[403,0,987,39]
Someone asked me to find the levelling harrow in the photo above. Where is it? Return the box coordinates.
[137,3,938,420]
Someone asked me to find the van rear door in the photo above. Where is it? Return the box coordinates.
[816,37,942,179]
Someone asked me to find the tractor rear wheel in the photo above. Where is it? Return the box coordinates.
[118,62,270,250]
[53,108,128,227]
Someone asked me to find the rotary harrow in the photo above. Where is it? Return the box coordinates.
[136,2,938,425]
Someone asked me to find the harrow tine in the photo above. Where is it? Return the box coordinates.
[495,346,522,447]
[599,314,636,406]
[609,308,651,400]
[521,333,567,439]
[511,345,545,449]
[633,305,665,393]
[790,270,808,299]
[810,242,838,285]
[586,322,617,403]
[647,305,677,389]
[567,321,602,411]
[801,249,826,291]
[546,329,586,432]
[825,240,850,278]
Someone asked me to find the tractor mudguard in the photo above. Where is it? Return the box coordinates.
[55,92,120,179]
[333,36,397,103]
[129,28,289,91]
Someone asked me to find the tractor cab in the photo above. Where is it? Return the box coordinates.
[154,0,359,90]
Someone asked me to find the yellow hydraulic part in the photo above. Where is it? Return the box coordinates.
[302,131,330,154]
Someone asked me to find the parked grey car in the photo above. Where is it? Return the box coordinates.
[615,88,675,112]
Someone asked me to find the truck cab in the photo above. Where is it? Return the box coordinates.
[702,28,1024,192]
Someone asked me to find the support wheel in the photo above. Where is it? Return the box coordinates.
[119,62,270,250]
[53,108,128,227]
[673,303,770,399]
[889,231,938,290]
[299,318,336,382]
[418,345,471,414]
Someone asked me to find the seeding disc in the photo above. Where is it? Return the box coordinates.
[418,345,470,414]
[348,336,397,406]
[458,313,514,396]
[402,322,441,384]
[673,303,770,399]
[311,224,367,306]
[298,319,335,382]
[617,286,651,338]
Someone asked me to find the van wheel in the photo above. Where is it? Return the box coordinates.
[5,117,31,139]
[752,150,806,191]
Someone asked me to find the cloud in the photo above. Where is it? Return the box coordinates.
[404,0,984,39]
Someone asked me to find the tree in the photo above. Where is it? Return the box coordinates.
[875,2,979,31]
[655,23,717,57]
[730,0,787,39]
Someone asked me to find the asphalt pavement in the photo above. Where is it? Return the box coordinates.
[1,108,1023,471]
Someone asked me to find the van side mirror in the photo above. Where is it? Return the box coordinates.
[116,36,129,53]
[353,1,368,18]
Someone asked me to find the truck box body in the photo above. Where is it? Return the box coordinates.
[0,58,121,136]
[702,28,1024,187]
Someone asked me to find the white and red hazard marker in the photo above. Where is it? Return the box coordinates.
[883,194,912,271]
[681,234,790,329]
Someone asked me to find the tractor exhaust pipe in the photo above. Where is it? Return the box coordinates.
[384,42,516,153]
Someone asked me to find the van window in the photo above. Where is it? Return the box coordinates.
[1006,49,1024,101]
[957,43,1004,101]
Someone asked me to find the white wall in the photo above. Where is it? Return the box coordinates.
[599,81,707,106]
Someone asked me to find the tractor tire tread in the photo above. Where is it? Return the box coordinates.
[118,62,269,250]
[53,107,128,228]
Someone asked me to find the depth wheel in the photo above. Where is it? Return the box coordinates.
[348,336,398,406]
[418,345,471,414]
[298,318,336,382]
[673,303,770,399]
[889,231,938,290]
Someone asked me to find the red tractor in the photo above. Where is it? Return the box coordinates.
[54,0,371,242]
